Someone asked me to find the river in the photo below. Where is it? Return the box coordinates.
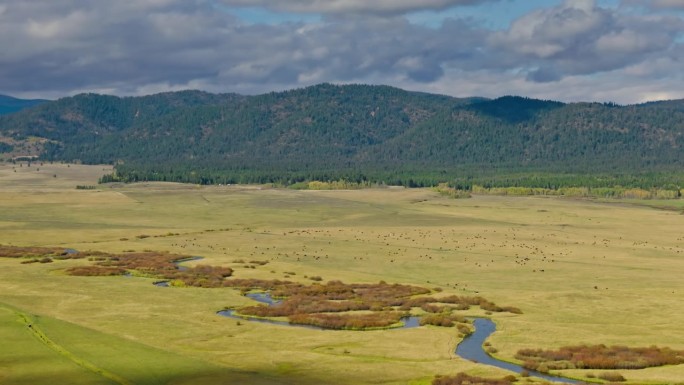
[218,292,582,383]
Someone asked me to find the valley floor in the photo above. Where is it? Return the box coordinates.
[1,163,683,384]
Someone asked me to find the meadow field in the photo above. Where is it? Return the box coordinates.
[1,162,683,385]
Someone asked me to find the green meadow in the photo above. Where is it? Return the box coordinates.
[1,162,683,384]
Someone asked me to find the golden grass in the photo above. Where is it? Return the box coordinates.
[1,162,684,384]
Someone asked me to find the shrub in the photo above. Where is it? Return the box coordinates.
[420,314,466,328]
[516,344,684,370]
[223,279,519,331]
[0,245,85,259]
[433,373,512,385]
[62,250,233,287]
[288,311,405,330]
[598,372,626,382]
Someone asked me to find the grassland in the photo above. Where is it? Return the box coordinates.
[1,162,684,384]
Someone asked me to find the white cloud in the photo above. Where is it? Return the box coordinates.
[489,0,683,83]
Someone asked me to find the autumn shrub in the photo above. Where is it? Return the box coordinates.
[224,279,522,330]
[288,311,406,329]
[22,248,238,287]
[598,372,626,382]
[68,266,128,276]
[457,323,472,336]
[420,314,467,327]
[516,344,684,370]
[421,303,446,313]
[432,372,513,385]
[500,306,523,314]
[0,245,84,259]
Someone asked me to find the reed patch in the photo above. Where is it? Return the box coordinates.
[516,344,684,371]
[222,279,520,330]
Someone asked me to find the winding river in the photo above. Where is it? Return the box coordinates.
[67,247,576,382]
[456,318,580,384]
[217,293,422,330]
[219,292,581,384]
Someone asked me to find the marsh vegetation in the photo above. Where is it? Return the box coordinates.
[222,279,519,330]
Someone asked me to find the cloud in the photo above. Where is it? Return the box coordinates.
[0,1,490,96]
[489,0,684,82]
[652,0,684,8]
[218,0,500,15]
[0,0,682,103]
[623,0,684,9]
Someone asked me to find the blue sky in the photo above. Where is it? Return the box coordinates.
[1,0,683,103]
[225,1,623,29]
[415,0,621,28]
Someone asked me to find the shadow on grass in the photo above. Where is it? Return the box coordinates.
[1,302,370,385]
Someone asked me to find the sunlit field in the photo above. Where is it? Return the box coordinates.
[1,162,683,385]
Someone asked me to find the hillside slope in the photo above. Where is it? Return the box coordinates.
[0,94,47,116]
[1,84,683,185]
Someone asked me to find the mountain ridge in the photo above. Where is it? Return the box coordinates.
[1,83,683,186]
[0,94,49,116]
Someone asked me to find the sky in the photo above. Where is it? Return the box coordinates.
[1,0,684,104]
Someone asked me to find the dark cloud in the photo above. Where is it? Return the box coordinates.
[526,68,562,83]
[0,0,682,103]
[0,1,489,96]
[219,0,501,15]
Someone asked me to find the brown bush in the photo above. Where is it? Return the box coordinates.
[224,278,522,330]
[420,314,466,328]
[433,373,513,385]
[516,344,684,370]
[68,266,128,276]
[0,246,238,288]
[288,311,405,330]
[457,324,472,336]
[598,372,626,382]
[431,295,520,314]
[421,303,446,313]
[0,245,84,259]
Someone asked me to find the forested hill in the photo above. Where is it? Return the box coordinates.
[1,83,684,186]
[0,95,48,115]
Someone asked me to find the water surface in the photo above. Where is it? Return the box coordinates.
[456,318,580,384]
